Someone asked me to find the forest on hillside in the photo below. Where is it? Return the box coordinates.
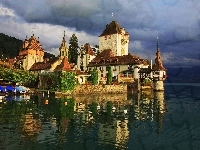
[0,33,56,59]
[0,33,23,58]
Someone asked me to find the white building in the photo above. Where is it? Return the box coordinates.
[99,20,129,56]
[77,43,96,71]
[87,49,149,83]
[16,34,44,70]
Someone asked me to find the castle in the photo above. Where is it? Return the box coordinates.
[13,20,166,90]
[16,35,44,70]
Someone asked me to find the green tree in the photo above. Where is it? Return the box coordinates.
[91,67,98,85]
[68,34,79,64]
[59,71,77,92]
[106,66,112,85]
[0,67,36,86]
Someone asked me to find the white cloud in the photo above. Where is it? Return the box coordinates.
[0,13,98,55]
[131,41,144,50]
[0,5,15,16]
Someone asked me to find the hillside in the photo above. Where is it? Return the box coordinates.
[0,33,56,59]
[0,33,23,58]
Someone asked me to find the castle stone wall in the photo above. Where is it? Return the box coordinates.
[73,84,127,95]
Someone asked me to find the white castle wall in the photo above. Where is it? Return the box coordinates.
[99,31,129,56]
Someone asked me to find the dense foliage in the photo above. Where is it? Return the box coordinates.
[44,72,60,90]
[0,33,23,58]
[91,67,98,85]
[44,52,57,60]
[59,72,77,92]
[68,34,79,64]
[106,66,112,85]
[0,67,36,86]
[40,71,77,92]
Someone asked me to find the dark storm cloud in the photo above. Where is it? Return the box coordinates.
[1,0,200,67]
[0,0,123,35]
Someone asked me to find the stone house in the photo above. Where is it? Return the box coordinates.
[77,43,96,71]
[15,34,44,70]
[87,49,149,83]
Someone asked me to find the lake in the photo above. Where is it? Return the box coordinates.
[0,83,200,150]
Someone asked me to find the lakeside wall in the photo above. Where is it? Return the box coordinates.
[73,84,127,95]
[55,84,127,96]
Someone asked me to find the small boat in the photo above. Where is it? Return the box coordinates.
[6,85,16,93]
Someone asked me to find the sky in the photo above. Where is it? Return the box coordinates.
[0,0,200,68]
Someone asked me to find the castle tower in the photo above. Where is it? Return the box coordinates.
[99,20,129,56]
[18,34,44,70]
[152,38,167,91]
[59,31,69,59]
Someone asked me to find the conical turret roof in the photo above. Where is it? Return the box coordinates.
[99,21,122,36]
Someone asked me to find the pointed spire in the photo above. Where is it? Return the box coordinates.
[62,30,66,41]
[152,37,166,71]
[38,37,39,41]
[62,30,66,44]
[157,36,159,52]
[112,13,115,21]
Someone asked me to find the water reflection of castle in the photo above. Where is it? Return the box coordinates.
[72,91,165,147]
[8,91,166,148]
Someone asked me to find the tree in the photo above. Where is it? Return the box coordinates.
[59,72,77,92]
[106,66,112,85]
[0,67,36,86]
[91,67,98,85]
[68,34,79,64]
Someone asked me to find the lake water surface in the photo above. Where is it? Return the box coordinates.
[0,83,200,150]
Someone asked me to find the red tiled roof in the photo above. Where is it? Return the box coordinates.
[91,49,114,63]
[54,57,72,71]
[99,21,122,36]
[29,62,51,71]
[84,43,95,56]
[21,35,44,52]
[88,50,148,66]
